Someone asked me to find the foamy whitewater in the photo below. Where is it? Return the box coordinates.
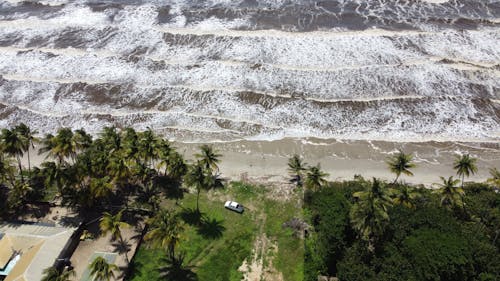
[0,0,499,142]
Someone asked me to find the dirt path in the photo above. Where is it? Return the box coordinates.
[238,211,284,281]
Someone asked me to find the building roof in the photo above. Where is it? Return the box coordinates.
[0,223,77,281]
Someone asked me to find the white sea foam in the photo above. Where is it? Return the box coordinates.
[0,0,498,142]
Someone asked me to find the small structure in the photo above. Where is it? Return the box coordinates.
[0,222,77,281]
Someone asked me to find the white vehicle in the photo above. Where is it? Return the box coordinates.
[224,201,244,213]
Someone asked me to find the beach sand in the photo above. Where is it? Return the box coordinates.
[22,138,500,187]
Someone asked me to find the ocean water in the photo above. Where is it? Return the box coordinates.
[0,0,498,142]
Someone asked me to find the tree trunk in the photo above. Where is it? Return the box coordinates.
[196,187,201,213]
[27,148,31,174]
[17,155,24,183]
[393,174,400,185]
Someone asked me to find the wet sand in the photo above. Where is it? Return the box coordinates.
[23,138,500,187]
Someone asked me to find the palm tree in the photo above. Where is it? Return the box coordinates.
[72,128,92,152]
[1,128,25,181]
[100,126,121,153]
[120,127,139,160]
[46,128,76,164]
[157,139,173,176]
[145,208,184,259]
[184,161,208,213]
[167,152,187,182]
[486,167,500,189]
[453,154,478,188]
[304,164,328,190]
[288,154,307,188]
[350,178,392,251]
[433,176,464,208]
[100,210,130,263]
[392,185,420,209]
[195,144,221,175]
[41,266,75,281]
[90,177,114,200]
[14,123,38,174]
[138,128,159,168]
[107,151,132,186]
[386,150,416,184]
[0,150,16,186]
[89,256,118,281]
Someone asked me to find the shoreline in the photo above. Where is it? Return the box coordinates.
[22,138,500,187]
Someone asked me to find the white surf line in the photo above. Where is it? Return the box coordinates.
[155,125,242,134]
[0,101,68,118]
[1,74,107,85]
[77,109,280,129]
[0,46,116,58]
[2,46,497,75]
[154,25,500,39]
[491,99,500,104]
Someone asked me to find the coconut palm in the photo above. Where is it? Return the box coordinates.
[0,150,16,186]
[138,127,159,168]
[1,128,25,181]
[453,154,478,188]
[304,164,328,190]
[100,126,121,153]
[167,152,187,182]
[486,167,500,189]
[157,139,173,176]
[41,266,75,281]
[45,128,76,164]
[145,208,184,259]
[14,123,38,174]
[288,154,307,188]
[386,150,416,184]
[107,151,132,186]
[184,161,209,213]
[100,210,130,263]
[392,185,420,209]
[89,256,118,281]
[195,144,221,175]
[90,177,114,200]
[433,176,464,208]
[72,128,92,152]
[120,127,139,160]
[350,178,392,251]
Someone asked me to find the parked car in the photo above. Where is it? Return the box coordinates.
[224,200,244,213]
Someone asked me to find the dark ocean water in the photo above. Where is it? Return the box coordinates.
[0,0,498,142]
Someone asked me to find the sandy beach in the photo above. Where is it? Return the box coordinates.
[22,138,500,187]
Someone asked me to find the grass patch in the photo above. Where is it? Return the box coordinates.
[128,181,304,281]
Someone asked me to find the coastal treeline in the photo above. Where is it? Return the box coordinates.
[0,124,222,280]
[296,152,500,281]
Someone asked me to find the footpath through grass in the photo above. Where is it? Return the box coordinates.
[127,181,304,281]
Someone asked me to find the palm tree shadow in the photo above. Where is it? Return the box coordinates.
[197,217,225,239]
[158,254,197,281]
[179,207,204,226]
[111,239,132,257]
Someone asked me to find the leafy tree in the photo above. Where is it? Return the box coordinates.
[167,151,188,182]
[100,210,130,263]
[72,128,92,152]
[386,150,415,184]
[305,164,328,190]
[288,154,307,188]
[89,256,118,281]
[145,208,184,259]
[195,144,221,175]
[90,177,113,201]
[350,178,392,251]
[433,176,464,209]
[0,150,16,186]
[41,266,75,281]
[454,154,478,188]
[14,123,38,174]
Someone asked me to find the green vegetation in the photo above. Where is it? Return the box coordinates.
[304,155,500,281]
[0,123,498,281]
